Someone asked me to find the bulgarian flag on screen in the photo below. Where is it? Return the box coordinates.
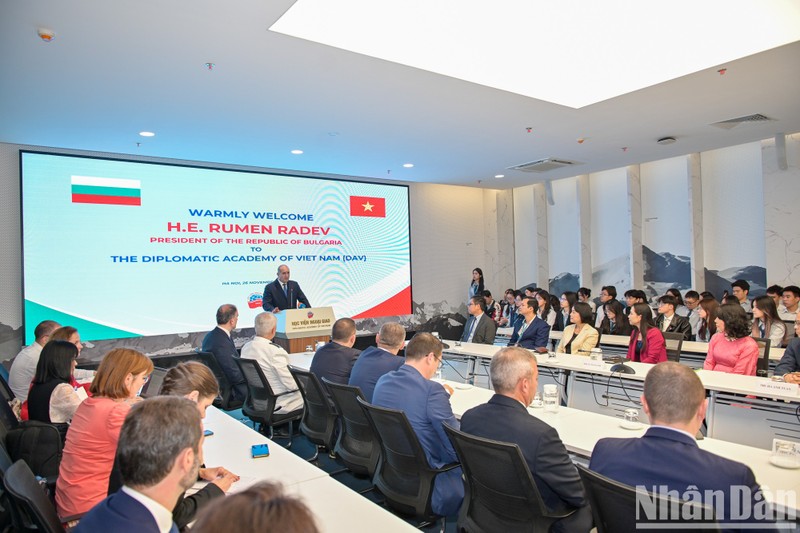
[349,195,385,217]
[71,176,141,206]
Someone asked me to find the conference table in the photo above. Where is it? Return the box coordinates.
[200,406,417,532]
[286,352,800,516]
[441,341,800,450]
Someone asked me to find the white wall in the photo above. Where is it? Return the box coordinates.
[547,177,579,276]
[763,133,800,286]
[640,156,691,257]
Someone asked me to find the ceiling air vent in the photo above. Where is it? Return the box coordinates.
[710,113,774,130]
[508,158,582,173]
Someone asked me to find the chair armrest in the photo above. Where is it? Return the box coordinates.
[275,389,300,396]
[433,461,461,474]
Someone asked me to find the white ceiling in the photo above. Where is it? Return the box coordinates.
[2,0,799,189]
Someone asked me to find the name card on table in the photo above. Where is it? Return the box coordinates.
[582,359,607,370]
[757,381,800,397]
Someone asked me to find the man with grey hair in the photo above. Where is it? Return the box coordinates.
[348,322,407,402]
[75,397,203,533]
[201,304,246,402]
[460,347,591,532]
[240,312,304,415]
[9,319,60,400]
[590,362,768,528]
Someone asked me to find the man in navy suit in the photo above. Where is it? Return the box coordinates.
[507,297,551,352]
[75,397,203,533]
[201,304,247,403]
[372,333,463,517]
[348,322,406,402]
[590,362,772,529]
[460,295,497,344]
[310,317,361,385]
[262,264,311,311]
[461,347,592,532]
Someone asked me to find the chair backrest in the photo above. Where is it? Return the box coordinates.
[322,379,380,476]
[289,367,337,449]
[577,465,719,532]
[356,396,439,519]
[661,332,684,362]
[0,373,14,403]
[0,397,19,444]
[443,423,564,533]
[3,460,64,533]
[141,367,168,398]
[753,337,771,376]
[233,358,279,419]
[5,421,63,479]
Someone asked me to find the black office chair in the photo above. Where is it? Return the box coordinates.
[0,374,15,403]
[753,337,772,377]
[3,460,65,533]
[662,332,685,363]
[322,379,380,477]
[0,395,19,444]
[443,423,574,533]
[357,397,459,528]
[0,444,17,531]
[577,465,719,532]
[234,358,303,447]
[289,367,338,462]
[141,366,168,398]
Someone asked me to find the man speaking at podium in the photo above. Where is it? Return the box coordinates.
[263,264,311,312]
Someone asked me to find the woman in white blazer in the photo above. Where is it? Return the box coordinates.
[556,302,600,355]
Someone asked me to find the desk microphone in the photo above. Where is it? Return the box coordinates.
[609,363,635,374]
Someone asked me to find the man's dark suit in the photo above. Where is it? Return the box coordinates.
[590,426,765,528]
[348,346,404,402]
[201,326,247,403]
[775,337,800,375]
[262,279,310,311]
[460,313,497,344]
[655,313,693,341]
[460,394,592,532]
[373,365,463,517]
[508,316,551,350]
[310,341,361,385]
[74,489,177,533]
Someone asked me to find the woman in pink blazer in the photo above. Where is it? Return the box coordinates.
[626,303,667,364]
[703,303,759,375]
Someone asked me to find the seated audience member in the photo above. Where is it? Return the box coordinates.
[590,362,768,529]
[49,326,96,386]
[623,289,646,315]
[372,333,463,517]
[309,318,360,385]
[461,347,592,532]
[75,397,203,533]
[699,290,715,300]
[696,298,720,342]
[703,303,759,375]
[348,322,406,402]
[535,290,557,328]
[482,290,502,323]
[775,318,800,383]
[577,287,596,312]
[524,286,537,298]
[627,303,667,364]
[56,348,153,518]
[554,292,576,332]
[655,295,693,341]
[556,303,599,355]
[507,297,551,353]
[201,304,247,403]
[598,300,631,337]
[594,285,618,327]
[766,284,784,309]
[240,312,304,416]
[192,482,319,533]
[108,362,239,529]
[731,279,751,312]
[751,295,787,348]
[498,289,518,327]
[27,340,83,428]
[9,320,60,401]
[460,295,497,344]
[683,290,702,338]
[665,288,690,317]
[780,285,800,321]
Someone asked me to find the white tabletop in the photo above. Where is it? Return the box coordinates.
[289,351,315,371]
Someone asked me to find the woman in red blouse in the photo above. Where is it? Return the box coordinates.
[626,303,667,364]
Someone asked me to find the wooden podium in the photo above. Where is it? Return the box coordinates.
[273,307,335,353]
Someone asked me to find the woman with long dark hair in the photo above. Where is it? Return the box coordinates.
[704,303,759,375]
[626,303,667,364]
[469,268,484,299]
[666,288,690,317]
[751,295,787,348]
[535,290,557,327]
[554,291,577,332]
[599,300,631,336]
[696,298,720,342]
[27,340,82,425]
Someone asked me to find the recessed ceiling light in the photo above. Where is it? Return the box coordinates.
[403,163,414,168]
[494,174,504,179]
[139,131,155,137]
[291,149,304,154]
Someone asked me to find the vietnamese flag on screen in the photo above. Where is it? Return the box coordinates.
[349,196,386,217]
